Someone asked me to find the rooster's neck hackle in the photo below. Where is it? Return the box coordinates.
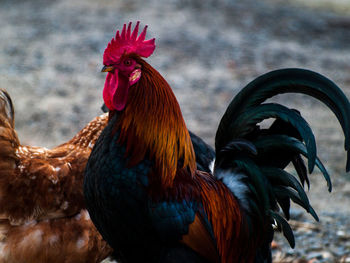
[115,58,196,188]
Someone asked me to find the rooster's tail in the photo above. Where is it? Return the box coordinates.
[213,68,350,250]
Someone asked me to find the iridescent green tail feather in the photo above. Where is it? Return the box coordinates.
[214,68,350,248]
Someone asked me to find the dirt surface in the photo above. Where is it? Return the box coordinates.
[1,0,350,261]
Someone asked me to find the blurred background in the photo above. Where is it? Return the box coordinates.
[0,0,350,261]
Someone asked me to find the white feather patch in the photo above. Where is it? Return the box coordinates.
[215,169,250,211]
[209,158,215,174]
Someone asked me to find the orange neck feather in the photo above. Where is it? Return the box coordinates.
[115,57,196,188]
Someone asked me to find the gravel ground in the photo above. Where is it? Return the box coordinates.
[0,0,350,261]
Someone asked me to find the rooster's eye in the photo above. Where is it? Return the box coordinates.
[124,59,132,66]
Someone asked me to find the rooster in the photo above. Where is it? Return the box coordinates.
[0,89,113,262]
[84,22,350,263]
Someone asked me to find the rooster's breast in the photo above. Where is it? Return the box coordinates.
[83,117,160,260]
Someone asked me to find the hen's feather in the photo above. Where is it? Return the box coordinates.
[0,89,112,263]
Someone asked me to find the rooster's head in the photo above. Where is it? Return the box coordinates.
[102,21,155,111]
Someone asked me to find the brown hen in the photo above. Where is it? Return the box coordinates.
[0,89,112,263]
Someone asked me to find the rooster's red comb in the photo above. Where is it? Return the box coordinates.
[103,21,156,65]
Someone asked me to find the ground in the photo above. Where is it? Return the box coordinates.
[0,0,349,262]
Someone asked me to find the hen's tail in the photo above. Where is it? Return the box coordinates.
[0,89,19,172]
[214,69,350,250]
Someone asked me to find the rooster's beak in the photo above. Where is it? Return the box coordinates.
[101,66,115,72]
